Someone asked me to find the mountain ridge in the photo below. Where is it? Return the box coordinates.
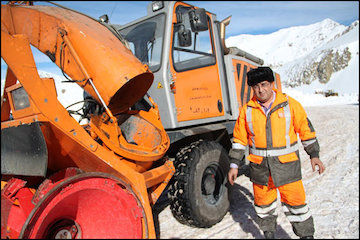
[226,18,359,90]
[2,18,358,96]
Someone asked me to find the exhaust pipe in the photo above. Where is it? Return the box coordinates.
[220,15,232,55]
[219,15,264,65]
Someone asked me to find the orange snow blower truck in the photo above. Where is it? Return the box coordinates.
[1,1,174,238]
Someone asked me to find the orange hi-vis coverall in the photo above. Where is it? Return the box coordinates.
[229,88,320,237]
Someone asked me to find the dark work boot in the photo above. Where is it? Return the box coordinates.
[300,236,314,239]
[264,231,275,239]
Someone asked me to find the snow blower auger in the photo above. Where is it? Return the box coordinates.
[1,1,174,238]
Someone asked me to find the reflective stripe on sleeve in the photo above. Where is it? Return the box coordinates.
[232,142,246,150]
[302,139,316,147]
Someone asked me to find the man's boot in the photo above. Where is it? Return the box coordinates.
[264,231,275,239]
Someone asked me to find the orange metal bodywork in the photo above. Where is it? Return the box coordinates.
[1,3,174,239]
[230,58,282,109]
[1,4,152,113]
[169,2,224,122]
[231,58,257,108]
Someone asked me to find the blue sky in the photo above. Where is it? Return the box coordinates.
[1,1,359,79]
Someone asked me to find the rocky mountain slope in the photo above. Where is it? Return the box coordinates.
[225,18,359,89]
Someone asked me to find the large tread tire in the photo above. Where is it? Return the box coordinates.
[168,140,231,228]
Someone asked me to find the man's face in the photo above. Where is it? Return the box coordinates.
[251,80,274,103]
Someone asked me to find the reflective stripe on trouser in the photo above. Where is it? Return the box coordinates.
[254,199,278,232]
[253,177,315,237]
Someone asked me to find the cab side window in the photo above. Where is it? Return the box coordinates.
[172,6,216,72]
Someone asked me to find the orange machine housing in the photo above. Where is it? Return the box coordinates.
[1,3,174,239]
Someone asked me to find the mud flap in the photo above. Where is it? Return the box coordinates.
[1,122,47,177]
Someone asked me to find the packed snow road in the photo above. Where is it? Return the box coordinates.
[154,104,359,239]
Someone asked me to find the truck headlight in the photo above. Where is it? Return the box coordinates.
[12,87,30,110]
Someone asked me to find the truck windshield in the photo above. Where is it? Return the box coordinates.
[118,14,165,72]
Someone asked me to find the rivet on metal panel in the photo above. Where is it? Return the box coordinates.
[60,184,73,194]
[151,192,158,203]
[89,143,97,151]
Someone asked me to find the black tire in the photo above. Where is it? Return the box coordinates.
[168,139,231,228]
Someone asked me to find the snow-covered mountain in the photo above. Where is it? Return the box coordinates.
[226,18,359,93]
[2,18,358,107]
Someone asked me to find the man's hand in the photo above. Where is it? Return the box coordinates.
[311,157,325,174]
[228,168,239,185]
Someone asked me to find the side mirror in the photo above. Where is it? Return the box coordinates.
[99,14,109,23]
[188,8,208,32]
[177,24,192,47]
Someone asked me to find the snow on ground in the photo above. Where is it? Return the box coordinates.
[154,84,359,239]
[155,103,359,239]
[1,69,358,239]
[282,87,358,107]
[2,71,358,239]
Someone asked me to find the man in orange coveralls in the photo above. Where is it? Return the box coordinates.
[228,67,325,239]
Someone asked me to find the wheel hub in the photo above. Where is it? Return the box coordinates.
[201,164,225,204]
[203,174,216,195]
[47,219,81,239]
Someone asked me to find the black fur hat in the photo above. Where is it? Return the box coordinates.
[247,67,274,86]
